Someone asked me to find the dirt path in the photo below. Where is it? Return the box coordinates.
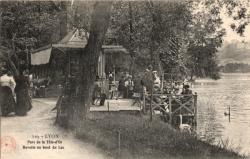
[1,98,111,159]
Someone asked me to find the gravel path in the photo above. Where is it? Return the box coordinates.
[1,98,111,159]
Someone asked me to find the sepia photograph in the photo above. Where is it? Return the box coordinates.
[0,0,250,159]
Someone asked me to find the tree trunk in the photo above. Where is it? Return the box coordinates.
[66,2,112,128]
[147,1,162,72]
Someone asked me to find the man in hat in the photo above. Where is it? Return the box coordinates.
[153,71,161,89]
[125,75,134,98]
[116,76,126,100]
[181,84,193,107]
[181,84,192,95]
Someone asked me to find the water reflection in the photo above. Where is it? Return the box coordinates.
[193,73,250,156]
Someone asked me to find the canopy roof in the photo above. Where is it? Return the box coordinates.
[31,29,129,65]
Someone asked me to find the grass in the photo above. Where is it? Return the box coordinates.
[75,113,246,159]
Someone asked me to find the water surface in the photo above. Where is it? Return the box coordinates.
[193,73,250,156]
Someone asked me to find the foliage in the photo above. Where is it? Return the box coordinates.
[108,1,218,79]
[109,1,192,78]
[107,0,249,80]
[195,0,250,36]
[0,1,67,73]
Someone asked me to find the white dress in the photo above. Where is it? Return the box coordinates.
[0,74,16,93]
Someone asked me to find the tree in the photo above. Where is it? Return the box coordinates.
[109,1,192,76]
[108,0,249,80]
[65,2,112,128]
[184,0,249,79]
[184,1,225,79]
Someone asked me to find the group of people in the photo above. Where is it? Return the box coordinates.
[0,69,32,116]
[115,72,134,100]
[0,70,16,116]
[91,71,135,106]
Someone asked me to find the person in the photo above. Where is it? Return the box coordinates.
[14,71,32,116]
[141,65,154,93]
[99,93,107,106]
[125,75,134,98]
[181,84,193,106]
[92,83,101,105]
[116,76,125,100]
[153,71,161,89]
[108,72,114,99]
[0,70,16,116]
[181,84,192,95]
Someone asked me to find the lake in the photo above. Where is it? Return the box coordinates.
[193,73,250,156]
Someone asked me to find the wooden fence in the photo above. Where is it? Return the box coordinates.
[142,92,197,125]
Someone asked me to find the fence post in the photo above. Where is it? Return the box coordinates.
[143,90,146,114]
[107,101,110,112]
[149,86,153,122]
[118,130,121,156]
[194,92,198,127]
[169,95,172,124]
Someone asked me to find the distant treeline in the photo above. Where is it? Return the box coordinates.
[220,63,250,73]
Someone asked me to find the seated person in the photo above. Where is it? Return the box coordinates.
[181,84,192,95]
[92,83,101,105]
[181,84,193,106]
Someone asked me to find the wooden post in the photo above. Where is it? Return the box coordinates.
[143,90,146,114]
[118,130,121,156]
[149,81,153,122]
[107,101,110,112]
[194,92,198,126]
[113,66,116,83]
[169,95,172,124]
[161,74,164,93]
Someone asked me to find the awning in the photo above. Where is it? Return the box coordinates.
[31,48,52,65]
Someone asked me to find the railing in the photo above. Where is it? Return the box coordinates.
[142,92,197,125]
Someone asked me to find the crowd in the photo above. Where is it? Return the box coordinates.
[91,64,194,107]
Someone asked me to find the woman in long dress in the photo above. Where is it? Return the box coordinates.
[0,70,16,116]
[14,73,32,116]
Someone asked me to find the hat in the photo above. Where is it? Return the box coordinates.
[183,84,190,89]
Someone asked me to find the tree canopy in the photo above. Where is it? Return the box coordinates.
[0,1,67,74]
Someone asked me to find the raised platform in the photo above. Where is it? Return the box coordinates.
[90,99,142,112]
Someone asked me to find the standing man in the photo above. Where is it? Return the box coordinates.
[116,76,125,100]
[108,72,114,99]
[125,75,134,98]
